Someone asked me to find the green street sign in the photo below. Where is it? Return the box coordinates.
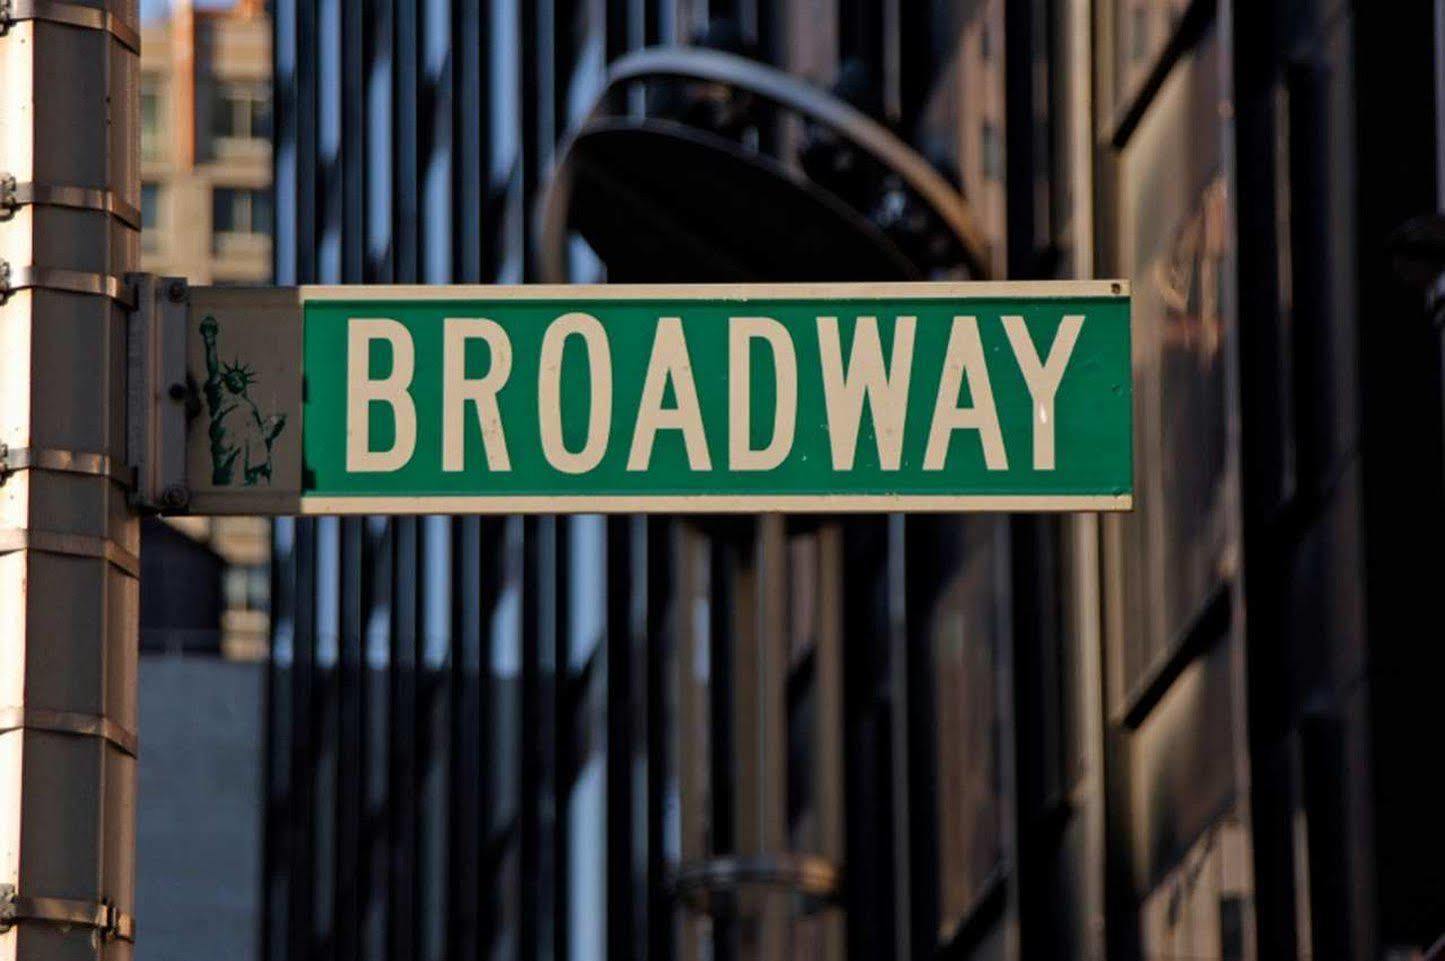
[179,282,1132,515]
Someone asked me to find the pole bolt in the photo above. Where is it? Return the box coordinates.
[160,484,190,510]
[166,279,188,303]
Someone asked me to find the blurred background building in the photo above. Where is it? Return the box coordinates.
[138,0,274,662]
[131,0,1445,960]
[134,1,273,957]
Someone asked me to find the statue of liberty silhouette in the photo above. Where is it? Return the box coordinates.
[200,315,287,486]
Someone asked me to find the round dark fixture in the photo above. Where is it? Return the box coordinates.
[539,46,991,284]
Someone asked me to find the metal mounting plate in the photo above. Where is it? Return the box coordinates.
[125,274,191,512]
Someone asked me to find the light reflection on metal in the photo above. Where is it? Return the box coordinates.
[671,852,842,917]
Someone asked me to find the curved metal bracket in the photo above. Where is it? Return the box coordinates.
[0,885,135,942]
[604,46,991,273]
[0,528,141,578]
[0,706,138,757]
[0,444,135,488]
[2,173,142,229]
[0,261,137,308]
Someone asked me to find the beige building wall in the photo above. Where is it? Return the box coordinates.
[141,0,271,286]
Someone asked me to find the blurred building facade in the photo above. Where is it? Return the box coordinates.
[264,3,1445,961]
[139,0,274,660]
[133,5,274,959]
[141,0,273,286]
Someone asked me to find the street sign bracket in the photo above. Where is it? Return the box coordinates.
[0,527,142,577]
[0,706,138,757]
[0,172,143,229]
[0,0,141,54]
[0,885,135,943]
[125,274,192,513]
[0,443,136,487]
[0,259,137,308]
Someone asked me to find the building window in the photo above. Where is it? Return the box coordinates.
[212,187,273,238]
[223,564,270,614]
[210,82,272,142]
[141,80,164,160]
[141,183,161,250]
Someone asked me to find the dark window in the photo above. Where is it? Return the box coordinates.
[141,81,163,159]
[213,187,273,237]
[210,82,272,141]
[224,564,271,613]
[141,184,160,228]
[141,183,160,250]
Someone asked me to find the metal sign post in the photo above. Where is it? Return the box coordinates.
[0,2,141,956]
[147,281,1133,516]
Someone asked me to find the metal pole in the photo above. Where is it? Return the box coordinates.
[0,0,141,956]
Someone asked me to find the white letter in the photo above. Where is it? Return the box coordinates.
[1002,314,1084,470]
[628,317,712,471]
[817,315,916,470]
[729,317,797,471]
[923,316,1007,471]
[443,318,513,472]
[538,312,613,474]
[347,318,417,472]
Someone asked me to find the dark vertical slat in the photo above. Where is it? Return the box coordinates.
[297,0,319,281]
[1002,0,1031,276]
[838,0,884,79]
[311,520,342,961]
[265,519,299,961]
[842,519,896,961]
[417,517,452,961]
[342,0,367,280]
[390,517,420,961]
[484,517,525,961]
[707,533,737,961]
[448,517,486,960]
[645,518,675,961]
[606,517,636,961]
[361,518,393,961]
[629,517,653,961]
[394,0,421,281]
[519,517,559,961]
[333,0,369,938]
[453,0,486,281]
[519,0,543,279]
[520,518,539,961]
[606,0,630,62]
[553,616,571,961]
[287,520,320,961]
